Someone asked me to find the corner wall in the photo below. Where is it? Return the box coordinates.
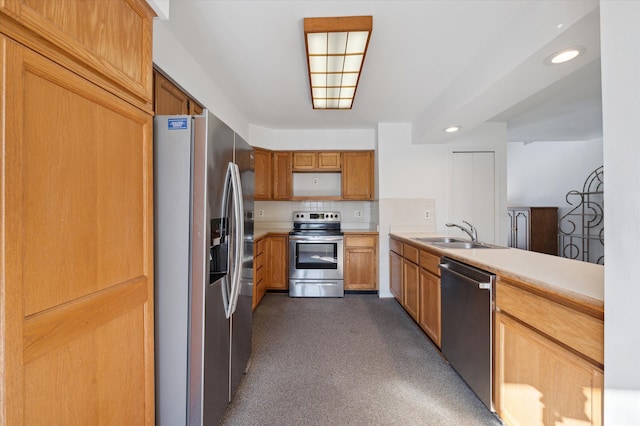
[153,19,250,139]
[377,122,507,297]
[601,1,640,422]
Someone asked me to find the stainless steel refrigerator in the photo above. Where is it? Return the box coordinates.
[154,111,254,425]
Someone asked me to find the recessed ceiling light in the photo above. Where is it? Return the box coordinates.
[545,47,584,65]
[444,126,461,133]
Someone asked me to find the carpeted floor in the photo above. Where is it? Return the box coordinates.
[221,293,502,426]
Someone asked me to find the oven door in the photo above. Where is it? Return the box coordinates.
[289,235,343,281]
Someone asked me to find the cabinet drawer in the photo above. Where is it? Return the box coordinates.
[345,235,376,248]
[255,252,265,270]
[419,249,440,276]
[403,244,419,264]
[496,278,604,366]
[389,238,403,255]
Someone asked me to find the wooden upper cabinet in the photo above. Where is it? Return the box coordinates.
[292,152,316,170]
[318,152,341,170]
[292,151,341,171]
[342,151,374,200]
[154,71,190,115]
[273,151,292,199]
[154,70,204,116]
[0,0,155,110]
[254,148,272,200]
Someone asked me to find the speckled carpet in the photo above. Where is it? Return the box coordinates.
[220,293,501,426]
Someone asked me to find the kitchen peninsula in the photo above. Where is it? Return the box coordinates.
[390,232,604,425]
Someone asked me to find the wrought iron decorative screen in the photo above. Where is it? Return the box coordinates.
[558,166,604,264]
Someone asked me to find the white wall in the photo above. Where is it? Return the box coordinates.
[377,122,507,297]
[153,20,250,140]
[249,125,376,151]
[507,139,603,214]
[600,2,640,422]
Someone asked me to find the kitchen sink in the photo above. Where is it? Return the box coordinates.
[430,241,507,249]
[412,237,467,243]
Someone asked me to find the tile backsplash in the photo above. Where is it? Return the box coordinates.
[255,200,378,230]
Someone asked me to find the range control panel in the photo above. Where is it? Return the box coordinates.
[292,211,341,223]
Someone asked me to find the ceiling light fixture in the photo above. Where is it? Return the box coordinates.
[304,16,373,109]
[444,126,461,133]
[545,47,584,65]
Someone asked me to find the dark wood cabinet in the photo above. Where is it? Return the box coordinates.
[154,69,203,115]
[507,207,558,255]
[254,148,272,200]
[272,152,293,200]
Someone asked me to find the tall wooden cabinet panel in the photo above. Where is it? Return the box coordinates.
[0,0,155,110]
[273,151,292,200]
[344,234,378,290]
[1,35,154,424]
[342,151,374,200]
[1,1,155,423]
[507,207,558,255]
[254,148,273,200]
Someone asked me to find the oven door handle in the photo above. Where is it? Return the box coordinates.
[289,235,343,242]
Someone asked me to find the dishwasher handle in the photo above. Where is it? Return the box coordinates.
[439,258,495,290]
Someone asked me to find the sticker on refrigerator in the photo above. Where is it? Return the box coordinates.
[168,118,188,130]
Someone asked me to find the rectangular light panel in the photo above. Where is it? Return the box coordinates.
[304,16,373,110]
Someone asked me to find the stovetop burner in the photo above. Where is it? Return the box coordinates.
[291,211,342,235]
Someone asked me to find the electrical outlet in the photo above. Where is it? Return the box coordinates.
[354,210,362,218]
[258,209,264,217]
[312,177,319,185]
[424,210,431,220]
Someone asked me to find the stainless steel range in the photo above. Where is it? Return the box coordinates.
[289,211,344,297]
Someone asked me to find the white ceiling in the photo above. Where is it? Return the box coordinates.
[158,0,602,144]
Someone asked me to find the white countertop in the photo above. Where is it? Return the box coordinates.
[390,232,604,310]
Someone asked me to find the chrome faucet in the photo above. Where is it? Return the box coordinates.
[446,221,478,241]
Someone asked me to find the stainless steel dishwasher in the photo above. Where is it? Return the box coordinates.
[439,257,496,413]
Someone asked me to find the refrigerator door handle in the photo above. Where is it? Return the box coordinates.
[220,163,233,318]
[221,162,244,319]
[227,162,244,317]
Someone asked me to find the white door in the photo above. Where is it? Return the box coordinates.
[451,151,496,242]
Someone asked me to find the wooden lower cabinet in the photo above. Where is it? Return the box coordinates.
[418,249,441,347]
[419,268,441,347]
[495,312,603,425]
[344,234,378,290]
[265,235,288,290]
[389,249,403,301]
[253,237,267,310]
[402,258,420,321]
